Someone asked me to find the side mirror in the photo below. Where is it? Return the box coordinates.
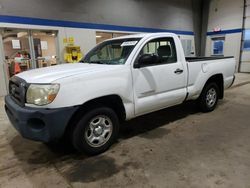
[134,54,159,68]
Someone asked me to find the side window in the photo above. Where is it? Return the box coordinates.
[243,29,250,50]
[211,37,225,56]
[140,37,177,65]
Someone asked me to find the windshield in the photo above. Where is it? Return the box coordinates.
[81,38,141,65]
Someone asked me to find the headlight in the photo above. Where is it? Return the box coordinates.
[26,84,60,106]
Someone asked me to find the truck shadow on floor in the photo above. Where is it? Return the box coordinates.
[119,101,200,139]
[8,101,201,183]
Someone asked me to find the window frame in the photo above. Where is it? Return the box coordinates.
[211,37,225,56]
[84,38,141,64]
[134,37,178,68]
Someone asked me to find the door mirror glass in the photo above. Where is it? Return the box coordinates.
[137,54,159,67]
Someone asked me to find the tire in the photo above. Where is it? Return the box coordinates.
[198,82,219,112]
[71,107,119,155]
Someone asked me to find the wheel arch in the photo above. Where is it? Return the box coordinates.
[202,74,224,99]
[63,94,126,139]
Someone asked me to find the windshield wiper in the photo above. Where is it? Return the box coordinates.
[90,61,104,64]
[81,60,111,64]
[79,60,103,64]
[79,59,85,63]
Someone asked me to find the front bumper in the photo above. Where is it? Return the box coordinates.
[5,95,79,142]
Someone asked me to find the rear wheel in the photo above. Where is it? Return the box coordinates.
[198,82,219,112]
[71,107,119,155]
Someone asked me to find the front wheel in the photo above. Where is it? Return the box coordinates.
[71,107,119,155]
[198,82,219,112]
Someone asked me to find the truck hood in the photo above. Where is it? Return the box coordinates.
[16,63,122,83]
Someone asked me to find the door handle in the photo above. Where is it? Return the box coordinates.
[174,68,183,74]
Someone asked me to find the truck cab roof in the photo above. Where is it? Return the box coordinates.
[105,32,178,41]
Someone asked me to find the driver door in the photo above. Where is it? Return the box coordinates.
[132,37,187,116]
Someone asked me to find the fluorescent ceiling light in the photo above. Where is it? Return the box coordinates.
[96,35,102,38]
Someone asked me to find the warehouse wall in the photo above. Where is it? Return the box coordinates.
[0,64,6,96]
[0,0,195,32]
[0,0,206,96]
[205,0,244,71]
[0,0,209,57]
[0,35,7,97]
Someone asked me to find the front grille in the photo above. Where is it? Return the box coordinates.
[9,77,27,106]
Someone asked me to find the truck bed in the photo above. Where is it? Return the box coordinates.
[185,56,236,101]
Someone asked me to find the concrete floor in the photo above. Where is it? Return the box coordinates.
[0,74,250,188]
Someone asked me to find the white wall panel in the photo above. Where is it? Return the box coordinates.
[205,37,212,57]
[206,33,242,70]
[241,51,250,61]
[224,33,242,66]
[207,0,244,31]
[0,33,8,96]
[240,63,250,72]
[206,0,244,72]
[244,21,250,28]
[57,28,96,62]
[0,64,8,96]
[245,6,250,17]
[179,35,196,56]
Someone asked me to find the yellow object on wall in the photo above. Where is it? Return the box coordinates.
[68,37,74,45]
[64,46,83,63]
[63,37,68,44]
[63,37,83,63]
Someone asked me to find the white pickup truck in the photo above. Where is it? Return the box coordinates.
[5,33,235,155]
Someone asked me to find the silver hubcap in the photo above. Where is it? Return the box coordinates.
[85,115,113,147]
[206,88,217,107]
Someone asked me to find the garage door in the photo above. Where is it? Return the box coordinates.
[240,0,250,72]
